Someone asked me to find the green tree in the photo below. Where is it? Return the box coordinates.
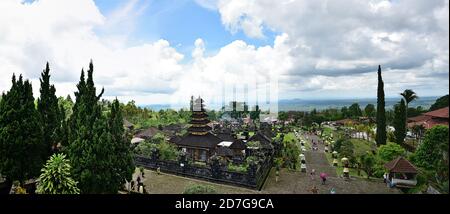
[364,104,376,118]
[37,62,60,159]
[378,142,405,162]
[36,153,80,194]
[412,125,449,170]
[67,62,125,193]
[0,75,44,183]
[393,99,406,144]
[349,103,362,118]
[339,140,355,165]
[429,95,449,111]
[278,111,288,122]
[360,152,376,179]
[400,89,418,126]
[109,99,135,189]
[341,106,349,118]
[376,65,387,145]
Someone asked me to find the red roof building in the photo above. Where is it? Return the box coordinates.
[407,107,449,129]
[384,156,418,174]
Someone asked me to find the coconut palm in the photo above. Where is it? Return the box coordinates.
[400,89,419,117]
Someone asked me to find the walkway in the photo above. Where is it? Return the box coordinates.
[304,134,337,177]
[261,132,401,194]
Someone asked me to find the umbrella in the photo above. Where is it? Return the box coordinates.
[320,173,328,178]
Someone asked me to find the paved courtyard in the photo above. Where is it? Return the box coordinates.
[260,133,400,194]
[133,133,401,194]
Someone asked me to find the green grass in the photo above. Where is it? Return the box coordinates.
[321,127,333,136]
[283,132,296,143]
[349,139,377,157]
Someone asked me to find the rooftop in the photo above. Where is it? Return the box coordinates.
[384,156,418,174]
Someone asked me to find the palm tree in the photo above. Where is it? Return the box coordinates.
[400,89,419,117]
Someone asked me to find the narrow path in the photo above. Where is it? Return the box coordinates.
[303,134,337,177]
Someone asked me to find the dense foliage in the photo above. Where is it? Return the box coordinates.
[36,154,80,194]
[359,152,376,178]
[412,125,449,171]
[377,142,406,162]
[429,94,448,111]
[37,63,61,159]
[134,139,180,161]
[393,99,406,144]
[0,75,44,182]
[67,62,133,193]
[376,65,387,145]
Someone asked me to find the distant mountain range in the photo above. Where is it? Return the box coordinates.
[277,96,439,111]
[140,96,440,112]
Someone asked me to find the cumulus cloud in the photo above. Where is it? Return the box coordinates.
[0,0,448,108]
[0,0,183,104]
[214,0,449,97]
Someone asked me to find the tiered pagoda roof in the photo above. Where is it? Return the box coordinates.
[187,97,211,135]
[176,97,222,149]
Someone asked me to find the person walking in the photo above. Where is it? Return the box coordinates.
[310,169,316,180]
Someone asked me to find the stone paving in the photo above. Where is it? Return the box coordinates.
[132,132,401,194]
[260,133,401,194]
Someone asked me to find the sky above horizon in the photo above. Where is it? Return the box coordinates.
[0,0,448,107]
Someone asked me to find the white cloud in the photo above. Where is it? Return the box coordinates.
[0,0,448,108]
[0,0,183,105]
[214,0,449,98]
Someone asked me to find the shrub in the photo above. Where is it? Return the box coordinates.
[228,164,248,173]
[247,141,261,148]
[134,141,179,161]
[36,154,80,194]
[412,125,449,170]
[378,142,406,162]
[158,141,180,161]
[183,184,217,194]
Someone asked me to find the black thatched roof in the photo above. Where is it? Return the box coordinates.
[217,132,235,142]
[191,112,209,118]
[187,126,212,133]
[169,135,182,144]
[134,127,161,139]
[248,132,273,149]
[229,139,246,150]
[216,146,233,157]
[191,119,210,125]
[176,132,222,148]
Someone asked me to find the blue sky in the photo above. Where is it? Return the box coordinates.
[0,0,448,105]
[94,0,278,60]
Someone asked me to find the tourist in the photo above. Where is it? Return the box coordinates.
[321,176,327,185]
[310,185,319,194]
[383,173,387,183]
[137,176,141,187]
[157,167,161,175]
[275,170,280,182]
[310,169,316,180]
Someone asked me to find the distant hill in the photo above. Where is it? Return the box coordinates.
[139,96,441,112]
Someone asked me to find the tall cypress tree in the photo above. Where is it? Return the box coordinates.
[68,61,131,193]
[37,62,60,159]
[0,75,44,183]
[393,99,407,144]
[109,99,134,188]
[376,65,387,145]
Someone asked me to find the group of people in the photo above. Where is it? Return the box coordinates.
[309,169,334,194]
[126,169,146,194]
